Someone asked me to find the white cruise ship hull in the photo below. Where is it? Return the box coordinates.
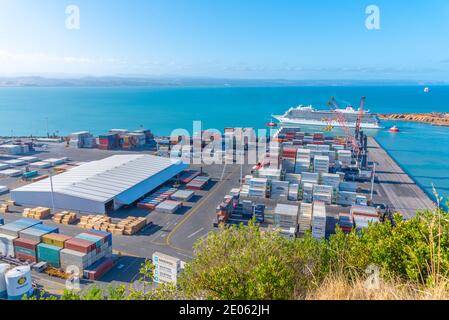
[273,116,382,129]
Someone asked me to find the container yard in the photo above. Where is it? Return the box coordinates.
[0,124,437,298]
[213,126,435,240]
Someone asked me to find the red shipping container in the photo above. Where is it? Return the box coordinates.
[15,252,37,263]
[84,231,108,243]
[65,238,95,253]
[13,238,39,250]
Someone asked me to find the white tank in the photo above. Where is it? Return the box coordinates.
[5,265,33,300]
[0,263,10,299]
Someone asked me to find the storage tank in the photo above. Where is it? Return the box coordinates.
[5,265,33,300]
[0,263,10,299]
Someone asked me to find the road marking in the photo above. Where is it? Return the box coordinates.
[187,227,204,239]
[165,166,238,253]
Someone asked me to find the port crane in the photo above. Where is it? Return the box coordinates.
[355,96,366,140]
[328,97,359,154]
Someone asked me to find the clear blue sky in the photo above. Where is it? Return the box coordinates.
[0,0,448,80]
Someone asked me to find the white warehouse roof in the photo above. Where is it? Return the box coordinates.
[11,154,188,212]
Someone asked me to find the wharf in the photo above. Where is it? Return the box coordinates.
[368,137,435,218]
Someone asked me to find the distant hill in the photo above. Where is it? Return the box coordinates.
[0,76,446,87]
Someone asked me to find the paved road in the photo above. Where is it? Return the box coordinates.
[367,137,435,218]
[167,164,250,253]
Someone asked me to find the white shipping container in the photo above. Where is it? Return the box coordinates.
[298,203,313,234]
[0,233,16,257]
[0,169,22,177]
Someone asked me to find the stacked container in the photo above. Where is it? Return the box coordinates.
[61,231,112,274]
[137,187,178,210]
[13,238,39,262]
[186,176,210,190]
[337,213,353,233]
[339,181,357,193]
[18,224,59,243]
[37,243,62,267]
[153,251,181,285]
[178,170,200,184]
[257,168,282,181]
[69,131,95,148]
[351,206,379,231]
[216,196,233,224]
[253,204,265,223]
[302,182,314,203]
[120,134,137,150]
[288,183,299,201]
[156,200,182,214]
[298,203,313,235]
[313,155,330,174]
[133,129,155,145]
[295,148,311,174]
[42,233,72,247]
[274,204,299,230]
[321,173,341,190]
[271,180,289,200]
[83,257,114,280]
[0,219,42,238]
[338,191,357,206]
[129,132,146,146]
[284,173,301,185]
[0,233,16,257]
[302,172,319,185]
[248,177,268,198]
[337,150,352,168]
[98,133,120,150]
[312,201,326,239]
[171,190,194,202]
[313,184,333,204]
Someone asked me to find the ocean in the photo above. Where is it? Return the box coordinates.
[0,85,448,205]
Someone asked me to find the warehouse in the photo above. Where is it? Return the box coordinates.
[11,154,188,214]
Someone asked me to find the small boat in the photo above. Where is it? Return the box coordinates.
[389,126,400,133]
[266,117,278,127]
[424,87,430,93]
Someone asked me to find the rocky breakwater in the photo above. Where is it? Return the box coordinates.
[379,112,449,126]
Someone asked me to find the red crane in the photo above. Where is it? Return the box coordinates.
[355,96,366,137]
[328,97,359,154]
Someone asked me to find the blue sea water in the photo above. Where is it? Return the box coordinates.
[0,85,449,204]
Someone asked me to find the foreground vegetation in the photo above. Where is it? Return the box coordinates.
[31,206,449,300]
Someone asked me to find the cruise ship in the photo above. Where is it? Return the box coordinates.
[273,105,381,129]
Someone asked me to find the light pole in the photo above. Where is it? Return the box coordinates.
[48,168,56,213]
[370,162,376,202]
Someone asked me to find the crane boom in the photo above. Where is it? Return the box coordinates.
[355,96,366,138]
[329,97,359,153]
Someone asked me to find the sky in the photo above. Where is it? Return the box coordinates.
[0,0,449,80]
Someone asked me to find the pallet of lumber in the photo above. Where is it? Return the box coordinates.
[52,211,79,225]
[0,204,9,214]
[22,207,51,219]
[116,217,147,235]
[77,215,112,231]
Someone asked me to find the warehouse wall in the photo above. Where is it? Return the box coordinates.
[10,190,106,214]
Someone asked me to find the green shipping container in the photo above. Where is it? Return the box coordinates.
[37,243,61,268]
